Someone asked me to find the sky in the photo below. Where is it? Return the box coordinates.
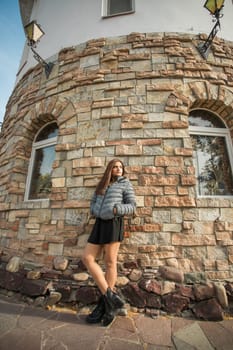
[0,0,25,125]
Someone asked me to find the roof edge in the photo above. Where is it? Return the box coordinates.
[19,0,34,27]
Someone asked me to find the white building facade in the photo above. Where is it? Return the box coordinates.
[18,0,233,81]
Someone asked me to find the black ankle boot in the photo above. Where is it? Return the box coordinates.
[86,296,105,324]
[102,296,115,326]
[101,288,125,327]
[110,290,124,309]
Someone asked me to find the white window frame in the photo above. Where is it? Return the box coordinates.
[189,125,233,198]
[102,0,135,18]
[24,123,58,201]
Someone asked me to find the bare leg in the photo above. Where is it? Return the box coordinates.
[104,242,121,290]
[82,243,108,294]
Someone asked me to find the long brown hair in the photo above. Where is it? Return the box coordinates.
[95,159,126,195]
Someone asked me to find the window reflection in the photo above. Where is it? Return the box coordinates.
[26,122,58,200]
[189,110,233,196]
[29,145,55,199]
[36,122,58,141]
[189,110,225,128]
[192,135,233,195]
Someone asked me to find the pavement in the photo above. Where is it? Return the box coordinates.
[1,294,233,350]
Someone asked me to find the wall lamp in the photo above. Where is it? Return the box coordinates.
[24,20,53,78]
[197,0,225,59]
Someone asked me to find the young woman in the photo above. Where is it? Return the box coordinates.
[82,159,136,326]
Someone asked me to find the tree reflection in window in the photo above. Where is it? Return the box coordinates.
[189,110,233,196]
[27,122,58,200]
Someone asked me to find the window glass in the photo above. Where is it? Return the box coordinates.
[29,145,55,199]
[36,122,58,141]
[104,0,134,17]
[189,110,233,196]
[26,122,58,200]
[189,110,225,128]
[191,134,233,195]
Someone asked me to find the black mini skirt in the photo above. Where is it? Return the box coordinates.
[88,217,124,245]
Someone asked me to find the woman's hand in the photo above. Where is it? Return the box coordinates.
[113,207,117,215]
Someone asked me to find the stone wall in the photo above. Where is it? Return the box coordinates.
[1,255,233,320]
[1,32,233,308]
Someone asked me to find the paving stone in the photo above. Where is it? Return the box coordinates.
[173,322,214,350]
[172,337,197,350]
[0,297,25,315]
[106,315,140,343]
[103,338,144,350]
[1,294,233,350]
[134,314,173,347]
[171,317,195,334]
[0,315,17,337]
[147,346,175,350]
[219,319,233,333]
[44,319,105,350]
[199,321,233,350]
[17,306,60,330]
[0,327,42,350]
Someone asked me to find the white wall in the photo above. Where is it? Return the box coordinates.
[18,0,233,80]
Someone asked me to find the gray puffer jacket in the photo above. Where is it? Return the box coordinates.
[90,176,136,220]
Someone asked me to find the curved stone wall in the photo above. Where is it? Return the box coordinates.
[1,33,233,309]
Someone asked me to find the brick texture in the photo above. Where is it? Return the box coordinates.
[0,32,233,282]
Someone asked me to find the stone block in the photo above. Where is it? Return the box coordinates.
[54,256,69,271]
[214,282,228,308]
[116,144,142,155]
[194,283,215,301]
[121,283,147,308]
[21,279,51,296]
[48,243,64,256]
[192,298,224,321]
[52,178,66,187]
[163,293,189,314]
[155,196,196,207]
[159,266,184,283]
[76,286,100,304]
[6,256,21,272]
[139,279,162,295]
[172,234,216,246]
[0,270,25,291]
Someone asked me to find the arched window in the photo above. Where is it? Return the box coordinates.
[189,110,233,197]
[25,122,58,200]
